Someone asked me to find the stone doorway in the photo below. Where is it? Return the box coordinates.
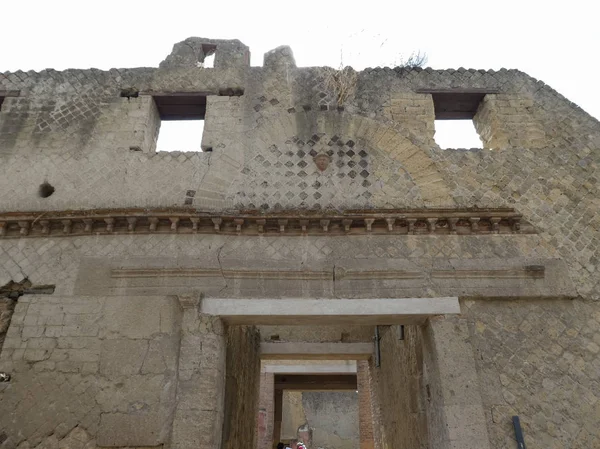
[174,296,491,449]
[257,361,367,449]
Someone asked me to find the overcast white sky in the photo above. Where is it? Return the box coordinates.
[1,0,598,150]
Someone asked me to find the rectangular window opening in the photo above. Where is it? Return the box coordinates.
[199,44,217,68]
[202,53,215,68]
[426,91,491,150]
[153,94,211,153]
[0,91,20,114]
[434,120,482,150]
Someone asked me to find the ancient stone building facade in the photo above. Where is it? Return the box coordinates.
[0,37,599,449]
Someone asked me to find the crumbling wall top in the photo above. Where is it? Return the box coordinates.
[159,37,250,70]
[263,45,296,70]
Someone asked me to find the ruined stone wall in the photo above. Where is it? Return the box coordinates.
[463,298,600,449]
[0,229,591,448]
[0,297,16,351]
[1,38,599,449]
[257,371,275,449]
[172,310,226,449]
[0,233,571,302]
[370,326,427,449]
[432,87,600,299]
[0,294,181,449]
[1,58,598,301]
[356,361,374,449]
[422,315,492,448]
[222,325,261,449]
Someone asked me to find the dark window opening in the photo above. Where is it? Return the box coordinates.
[154,94,207,120]
[430,91,487,120]
[120,88,139,98]
[420,89,496,149]
[153,94,209,152]
[219,88,245,97]
[0,91,20,112]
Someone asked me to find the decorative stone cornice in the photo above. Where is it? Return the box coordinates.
[0,208,533,238]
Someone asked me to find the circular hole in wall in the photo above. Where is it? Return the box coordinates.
[38,182,55,198]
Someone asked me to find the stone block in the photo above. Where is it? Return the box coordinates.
[21,326,44,338]
[67,348,100,362]
[171,409,222,449]
[26,338,57,350]
[98,412,165,446]
[95,374,163,413]
[141,336,178,374]
[100,296,175,339]
[23,348,49,361]
[60,324,99,337]
[99,339,148,377]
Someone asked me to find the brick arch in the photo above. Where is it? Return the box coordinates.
[340,113,453,205]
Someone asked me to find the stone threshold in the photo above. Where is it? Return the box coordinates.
[0,207,533,238]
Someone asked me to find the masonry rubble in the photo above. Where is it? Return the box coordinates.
[0,37,599,449]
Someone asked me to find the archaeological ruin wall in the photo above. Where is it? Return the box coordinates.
[0,37,599,449]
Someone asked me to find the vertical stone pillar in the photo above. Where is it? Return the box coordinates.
[273,389,283,446]
[171,295,226,449]
[257,371,275,449]
[357,360,375,449]
[423,316,491,449]
[221,326,261,449]
[367,358,383,449]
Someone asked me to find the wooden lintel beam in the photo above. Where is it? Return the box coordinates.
[260,342,374,360]
[415,88,500,94]
[274,374,357,391]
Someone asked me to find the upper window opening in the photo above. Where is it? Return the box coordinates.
[202,53,215,68]
[198,44,217,68]
[153,94,209,152]
[0,96,5,111]
[434,120,482,150]
[425,90,491,149]
[156,121,205,152]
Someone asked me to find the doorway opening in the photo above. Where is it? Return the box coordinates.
[258,361,363,449]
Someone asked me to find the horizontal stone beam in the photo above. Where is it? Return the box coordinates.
[260,343,374,360]
[263,362,357,374]
[200,297,460,325]
[274,374,358,391]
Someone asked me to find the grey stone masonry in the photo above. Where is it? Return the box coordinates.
[0,38,599,449]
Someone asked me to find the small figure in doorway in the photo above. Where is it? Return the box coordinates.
[290,439,306,449]
[276,443,284,449]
